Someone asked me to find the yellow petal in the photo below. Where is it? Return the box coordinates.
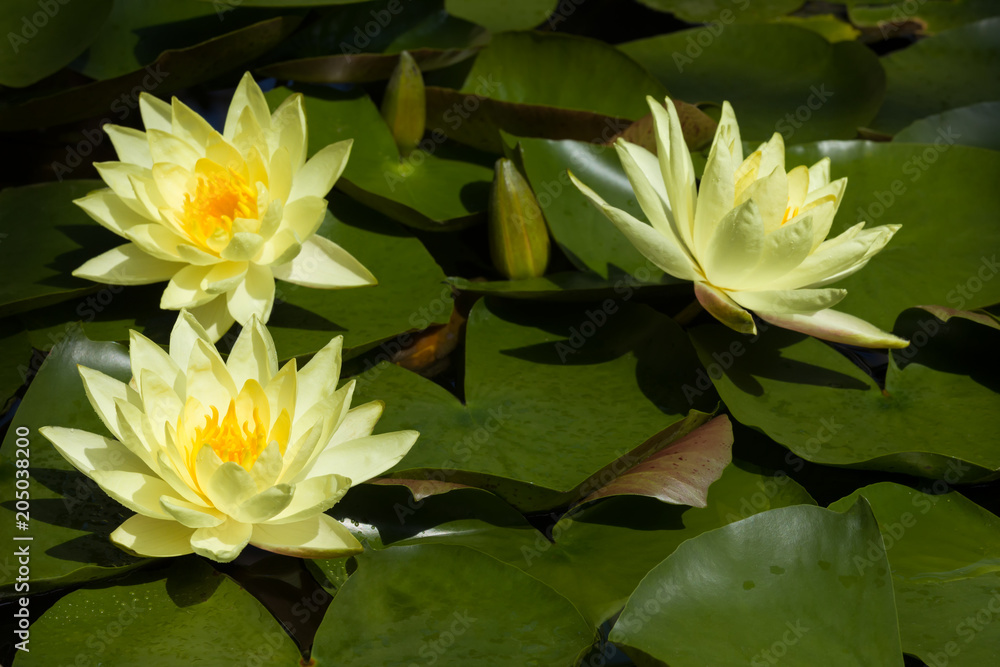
[294,335,343,420]
[160,264,215,309]
[757,308,909,349]
[694,282,756,335]
[299,430,419,485]
[250,514,363,559]
[694,136,736,258]
[74,243,183,286]
[190,518,252,562]
[729,287,847,315]
[271,235,376,289]
[287,140,353,202]
[224,73,272,141]
[569,171,701,282]
[227,315,279,388]
[111,514,195,558]
[105,124,152,168]
[225,263,276,323]
[266,473,350,525]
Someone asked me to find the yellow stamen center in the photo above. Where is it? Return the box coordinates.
[182,168,258,247]
[781,204,800,225]
[193,400,268,469]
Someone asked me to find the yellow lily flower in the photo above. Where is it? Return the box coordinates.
[72,73,376,341]
[570,96,908,348]
[40,312,418,562]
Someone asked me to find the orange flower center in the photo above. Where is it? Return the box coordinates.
[182,168,258,247]
[194,400,267,469]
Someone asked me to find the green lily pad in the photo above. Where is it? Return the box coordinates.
[311,543,595,666]
[0,0,113,88]
[620,23,885,142]
[0,16,301,131]
[445,0,557,32]
[524,463,815,627]
[637,0,803,22]
[0,327,146,597]
[0,181,116,318]
[784,141,1000,330]
[268,85,494,230]
[265,193,452,360]
[689,309,1000,479]
[460,31,668,119]
[830,482,1000,667]
[894,102,1000,151]
[354,298,716,510]
[610,500,904,667]
[850,0,1000,36]
[15,558,302,666]
[870,17,1000,134]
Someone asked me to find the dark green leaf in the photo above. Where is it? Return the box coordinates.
[0,0,113,87]
[0,181,114,318]
[830,483,1000,667]
[0,327,145,596]
[610,500,904,667]
[621,24,886,142]
[355,298,716,510]
[0,16,301,131]
[894,102,1000,151]
[689,309,1000,479]
[870,17,1000,134]
[525,464,816,626]
[15,558,301,665]
[312,544,595,666]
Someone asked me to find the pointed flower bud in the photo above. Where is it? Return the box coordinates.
[381,51,426,157]
[489,158,550,280]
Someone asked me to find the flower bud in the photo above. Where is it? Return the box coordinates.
[381,51,425,157]
[489,158,550,280]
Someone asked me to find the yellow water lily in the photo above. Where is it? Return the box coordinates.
[72,72,376,341]
[570,96,908,348]
[39,312,418,562]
